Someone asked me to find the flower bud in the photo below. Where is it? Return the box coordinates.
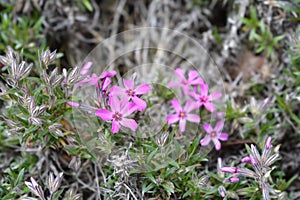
[221,167,238,173]
[218,185,226,197]
[67,101,80,108]
[265,136,272,149]
[229,177,240,183]
[241,156,251,163]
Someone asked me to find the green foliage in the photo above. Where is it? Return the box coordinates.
[251,22,285,57]
[279,0,300,21]
[242,6,284,57]
[76,0,94,12]
[0,5,46,62]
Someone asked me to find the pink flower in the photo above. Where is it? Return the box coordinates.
[95,97,138,133]
[200,121,228,150]
[75,62,93,87]
[87,70,117,90]
[99,70,117,91]
[167,68,204,94]
[190,83,222,112]
[75,66,116,91]
[110,79,151,111]
[166,99,200,132]
[80,62,93,76]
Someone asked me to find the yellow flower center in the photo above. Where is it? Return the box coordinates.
[127,89,135,96]
[211,131,216,138]
[113,112,122,121]
[179,111,186,118]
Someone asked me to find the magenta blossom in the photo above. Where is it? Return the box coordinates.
[166,99,200,132]
[190,83,222,112]
[99,70,117,91]
[95,97,138,133]
[75,62,93,87]
[88,70,117,90]
[80,62,93,76]
[110,79,151,111]
[75,65,116,91]
[167,68,204,94]
[200,121,228,150]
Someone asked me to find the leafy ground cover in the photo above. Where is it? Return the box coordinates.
[0,0,299,199]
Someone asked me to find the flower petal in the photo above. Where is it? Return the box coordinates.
[215,120,224,132]
[170,99,182,112]
[119,98,131,115]
[167,81,181,87]
[219,133,228,141]
[112,120,120,133]
[202,123,213,133]
[166,114,179,124]
[188,70,198,81]
[200,83,209,96]
[213,138,221,150]
[120,118,138,131]
[89,73,101,85]
[190,77,204,85]
[102,77,112,91]
[125,102,138,115]
[174,68,186,81]
[109,96,120,112]
[186,114,200,123]
[99,70,117,79]
[95,109,113,120]
[80,62,92,75]
[200,135,211,146]
[135,83,151,95]
[110,86,126,97]
[132,96,147,111]
[123,79,134,89]
[75,77,91,88]
[209,91,222,100]
[179,119,186,132]
[181,85,191,95]
[184,99,199,112]
[189,91,200,101]
[204,102,215,112]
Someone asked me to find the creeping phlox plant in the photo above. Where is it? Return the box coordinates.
[68,62,151,134]
[166,68,227,150]
[0,47,285,199]
[221,136,280,200]
[69,65,227,150]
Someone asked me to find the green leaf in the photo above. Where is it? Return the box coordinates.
[162,166,177,179]
[53,189,64,200]
[82,0,93,12]
[162,181,175,196]
[145,173,157,185]
[15,168,25,186]
[142,182,156,196]
[146,147,158,164]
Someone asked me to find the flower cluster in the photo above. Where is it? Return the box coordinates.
[221,136,280,200]
[166,68,227,150]
[68,62,151,133]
